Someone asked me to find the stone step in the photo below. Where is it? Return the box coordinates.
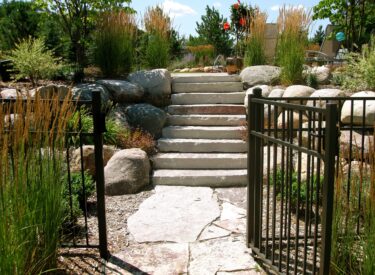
[172,82,243,93]
[172,73,241,83]
[171,92,244,105]
[157,138,247,153]
[167,105,246,115]
[152,169,247,187]
[162,126,243,139]
[167,114,246,126]
[152,153,247,169]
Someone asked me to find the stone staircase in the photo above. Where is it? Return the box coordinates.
[151,73,247,187]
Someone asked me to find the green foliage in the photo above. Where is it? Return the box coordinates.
[0,0,41,51]
[310,25,325,46]
[94,11,136,77]
[305,71,319,88]
[339,37,375,91]
[196,6,233,57]
[145,34,170,69]
[313,0,375,50]
[170,29,185,60]
[244,38,266,66]
[6,37,61,86]
[62,171,95,225]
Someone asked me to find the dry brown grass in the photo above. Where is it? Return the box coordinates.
[247,9,267,42]
[117,128,156,156]
[277,5,312,35]
[143,6,171,39]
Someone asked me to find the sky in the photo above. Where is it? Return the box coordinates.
[130,0,330,38]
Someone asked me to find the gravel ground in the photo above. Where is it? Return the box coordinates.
[57,187,154,274]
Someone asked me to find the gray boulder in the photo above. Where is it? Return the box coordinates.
[240,66,281,89]
[283,85,315,104]
[37,84,70,100]
[303,65,331,84]
[107,104,129,129]
[126,104,166,138]
[306,88,345,109]
[268,88,285,98]
[339,131,373,160]
[128,69,172,107]
[96,80,144,104]
[105,148,150,195]
[72,83,111,108]
[341,91,375,126]
[1,88,21,99]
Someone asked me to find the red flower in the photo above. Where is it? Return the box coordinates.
[223,22,230,31]
[239,17,246,26]
[233,3,239,9]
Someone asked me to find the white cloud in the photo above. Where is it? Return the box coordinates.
[270,5,279,11]
[161,0,197,18]
[213,2,222,8]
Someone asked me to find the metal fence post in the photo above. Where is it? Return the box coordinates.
[320,102,338,275]
[247,88,263,248]
[92,91,109,260]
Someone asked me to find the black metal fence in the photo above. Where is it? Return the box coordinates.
[247,89,375,274]
[1,91,109,259]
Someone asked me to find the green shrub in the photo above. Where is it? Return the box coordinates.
[276,6,311,85]
[6,37,62,86]
[305,71,318,88]
[244,11,267,66]
[340,36,375,91]
[94,11,136,77]
[62,171,95,225]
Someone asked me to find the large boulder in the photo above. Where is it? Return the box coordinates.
[37,84,70,100]
[304,65,331,84]
[268,88,285,98]
[96,80,144,104]
[283,85,315,105]
[70,145,117,177]
[126,104,166,138]
[1,88,21,99]
[240,66,281,89]
[306,88,345,109]
[244,85,271,111]
[72,83,112,109]
[105,148,150,195]
[127,69,172,107]
[107,104,129,129]
[340,91,375,126]
[339,131,373,160]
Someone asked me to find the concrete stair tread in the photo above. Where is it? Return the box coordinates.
[172,82,243,93]
[167,104,246,115]
[152,169,247,187]
[163,126,244,130]
[172,73,241,83]
[167,114,246,126]
[171,92,245,105]
[162,125,243,139]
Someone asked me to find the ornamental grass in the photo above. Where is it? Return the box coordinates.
[0,95,75,274]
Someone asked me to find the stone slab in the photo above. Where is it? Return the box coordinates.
[172,82,243,93]
[189,236,257,274]
[127,186,220,242]
[107,243,188,275]
[199,224,231,241]
[215,188,247,209]
[171,92,245,105]
[220,202,247,220]
[167,104,246,115]
[162,126,243,139]
[213,218,246,234]
[167,114,246,126]
[172,73,241,83]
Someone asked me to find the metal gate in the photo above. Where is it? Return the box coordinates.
[247,89,338,274]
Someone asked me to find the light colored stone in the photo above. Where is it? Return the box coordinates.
[152,153,247,169]
[268,88,285,98]
[107,104,129,128]
[37,84,70,100]
[127,69,171,107]
[96,79,144,103]
[240,66,281,89]
[173,68,181,73]
[107,243,189,275]
[180,68,190,73]
[277,111,308,129]
[189,236,257,274]
[1,88,20,99]
[304,65,331,84]
[204,66,214,73]
[167,114,246,126]
[127,186,220,242]
[213,218,246,234]
[70,145,116,177]
[162,126,243,139]
[152,169,247,187]
[105,149,150,196]
[71,83,111,108]
[172,92,244,105]
[172,82,243,93]
[306,88,345,109]
[244,85,271,111]
[283,85,315,102]
[339,130,374,160]
[215,187,247,209]
[126,103,166,138]
[157,138,247,153]
[199,225,231,241]
[220,202,246,220]
[189,67,204,73]
[340,91,375,126]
